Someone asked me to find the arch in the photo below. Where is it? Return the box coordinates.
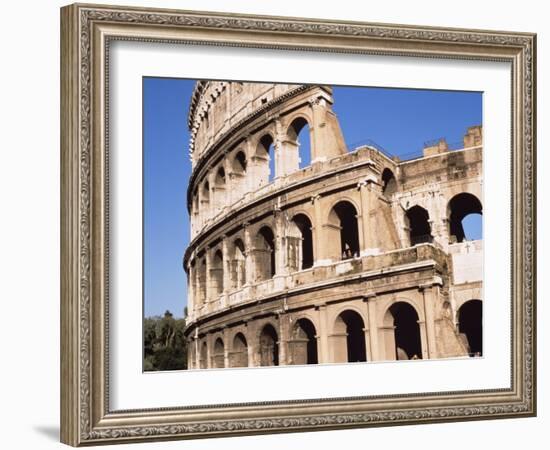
[259,324,279,366]
[333,310,367,363]
[448,193,483,243]
[211,249,223,296]
[405,205,433,245]
[230,332,248,367]
[232,150,247,174]
[381,168,397,197]
[230,238,246,290]
[286,116,312,169]
[192,189,199,215]
[201,180,210,204]
[214,166,226,186]
[457,299,483,356]
[383,301,422,360]
[254,226,276,281]
[213,337,225,368]
[289,213,314,270]
[256,134,276,183]
[291,318,318,364]
[199,341,208,369]
[327,201,360,260]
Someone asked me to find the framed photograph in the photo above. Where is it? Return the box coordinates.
[60,3,536,446]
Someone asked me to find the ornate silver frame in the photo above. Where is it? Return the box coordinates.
[60,3,536,446]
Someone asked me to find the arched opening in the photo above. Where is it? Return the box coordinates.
[381,168,397,197]
[230,239,246,290]
[259,324,279,366]
[232,151,247,174]
[458,300,483,356]
[448,193,483,243]
[231,333,248,367]
[384,302,422,360]
[231,150,248,199]
[290,318,318,365]
[406,205,433,245]
[327,201,360,260]
[210,250,223,296]
[254,226,276,281]
[215,166,226,186]
[213,338,225,368]
[192,189,199,216]
[201,181,210,207]
[287,117,311,169]
[289,214,314,270]
[213,167,226,213]
[334,310,367,363]
[199,341,207,369]
[256,134,276,183]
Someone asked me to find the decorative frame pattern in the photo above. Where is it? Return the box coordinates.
[60,3,536,446]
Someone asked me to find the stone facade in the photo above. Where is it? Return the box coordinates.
[183,81,483,369]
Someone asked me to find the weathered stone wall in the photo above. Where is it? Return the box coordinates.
[183,81,484,369]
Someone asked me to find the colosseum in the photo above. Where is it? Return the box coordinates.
[182,81,483,369]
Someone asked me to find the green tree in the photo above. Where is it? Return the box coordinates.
[143,310,188,371]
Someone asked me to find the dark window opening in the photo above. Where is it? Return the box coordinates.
[389,302,422,360]
[292,214,314,269]
[233,151,247,173]
[294,319,318,364]
[458,300,483,356]
[332,202,360,259]
[337,310,367,363]
[257,226,276,280]
[259,324,279,366]
[381,168,397,196]
[406,205,433,245]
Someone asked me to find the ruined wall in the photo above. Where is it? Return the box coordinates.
[183,81,484,368]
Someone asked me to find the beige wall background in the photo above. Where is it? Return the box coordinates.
[0,0,546,449]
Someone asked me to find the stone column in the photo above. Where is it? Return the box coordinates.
[194,328,200,369]
[278,314,288,366]
[206,334,213,369]
[247,324,257,367]
[418,320,430,360]
[222,237,230,293]
[379,325,396,360]
[204,247,212,306]
[328,332,348,363]
[309,99,323,163]
[316,305,330,364]
[243,223,253,285]
[187,263,195,315]
[366,295,381,361]
[363,326,372,361]
[358,176,382,256]
[274,209,287,277]
[223,327,230,369]
[311,194,329,266]
[420,283,440,359]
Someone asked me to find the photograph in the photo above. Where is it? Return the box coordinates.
[143,79,484,371]
[58,3,536,445]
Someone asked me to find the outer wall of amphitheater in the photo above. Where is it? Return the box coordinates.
[182,81,484,369]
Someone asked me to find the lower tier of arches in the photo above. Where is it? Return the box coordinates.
[186,290,483,369]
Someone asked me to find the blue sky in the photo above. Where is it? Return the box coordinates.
[143,79,482,318]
